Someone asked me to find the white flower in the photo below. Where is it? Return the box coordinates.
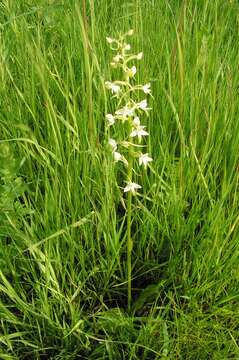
[109,138,117,151]
[115,106,135,118]
[105,81,120,94]
[142,83,151,94]
[139,153,153,168]
[130,125,149,142]
[137,99,150,111]
[137,52,143,60]
[106,114,115,126]
[127,29,134,36]
[124,182,142,194]
[128,66,137,78]
[124,44,131,51]
[130,117,149,141]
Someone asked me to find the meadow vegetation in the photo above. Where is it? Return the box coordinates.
[0,0,239,358]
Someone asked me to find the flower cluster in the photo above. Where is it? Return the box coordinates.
[105,29,153,195]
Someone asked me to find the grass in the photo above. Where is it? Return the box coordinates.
[0,0,239,358]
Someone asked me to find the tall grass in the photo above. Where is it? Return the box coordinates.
[0,0,239,358]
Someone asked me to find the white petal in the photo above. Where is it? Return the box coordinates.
[138,99,147,109]
[111,84,120,94]
[132,183,142,189]
[139,153,153,166]
[138,129,149,136]
[109,138,117,151]
[132,66,136,75]
[124,182,142,193]
[130,130,138,137]
[116,107,134,117]
[113,151,122,162]
[142,83,151,94]
[130,128,149,138]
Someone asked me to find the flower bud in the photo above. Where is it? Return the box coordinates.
[137,52,143,60]
[127,65,137,78]
[113,54,121,63]
[106,37,114,43]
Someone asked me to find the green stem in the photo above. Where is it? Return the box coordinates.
[127,148,133,311]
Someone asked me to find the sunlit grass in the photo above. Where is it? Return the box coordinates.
[0,0,239,358]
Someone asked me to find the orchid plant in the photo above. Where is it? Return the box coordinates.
[105,29,153,310]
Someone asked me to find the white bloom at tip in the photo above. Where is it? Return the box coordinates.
[142,83,151,94]
[139,153,153,168]
[127,29,134,36]
[109,138,117,151]
[106,114,115,126]
[124,44,131,51]
[105,81,120,94]
[124,182,142,194]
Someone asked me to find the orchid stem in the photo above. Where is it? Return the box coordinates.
[127,154,133,311]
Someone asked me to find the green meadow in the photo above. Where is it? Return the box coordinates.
[0,0,239,358]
